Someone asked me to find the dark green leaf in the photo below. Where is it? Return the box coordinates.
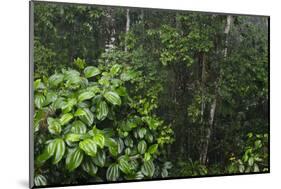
[65,133,82,142]
[137,140,147,154]
[148,144,158,154]
[71,120,87,134]
[49,73,64,87]
[138,128,147,139]
[59,113,73,125]
[79,139,97,157]
[93,133,105,148]
[78,91,95,102]
[47,118,61,135]
[104,91,121,106]
[106,164,120,181]
[82,158,98,176]
[84,66,100,78]
[118,156,133,175]
[66,147,84,171]
[96,101,108,121]
[52,138,66,164]
[141,160,155,177]
[105,138,118,157]
[78,108,94,126]
[34,174,47,186]
[35,94,45,109]
[93,150,106,167]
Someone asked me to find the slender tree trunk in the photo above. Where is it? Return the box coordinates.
[125,9,130,52]
[200,53,206,122]
[199,15,233,165]
[105,9,116,52]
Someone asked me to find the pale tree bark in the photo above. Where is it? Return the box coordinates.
[105,8,116,52]
[125,9,130,52]
[199,15,233,165]
[200,53,206,122]
[140,9,144,22]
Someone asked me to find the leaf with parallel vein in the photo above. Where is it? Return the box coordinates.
[104,91,121,106]
[79,139,97,157]
[96,101,108,120]
[106,163,120,181]
[84,66,100,78]
[66,147,84,171]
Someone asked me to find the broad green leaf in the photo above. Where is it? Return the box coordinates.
[93,150,106,167]
[124,137,134,147]
[117,138,124,154]
[138,128,147,139]
[125,171,144,180]
[148,144,158,154]
[141,160,155,177]
[79,139,97,157]
[104,91,121,106]
[78,108,94,126]
[106,164,120,181]
[144,152,151,161]
[53,97,66,110]
[64,70,81,87]
[93,133,105,148]
[36,140,56,164]
[47,118,61,135]
[248,157,254,166]
[64,70,80,82]
[34,79,45,91]
[137,140,147,154]
[74,108,86,117]
[118,156,133,174]
[145,133,154,143]
[35,94,45,109]
[66,147,84,171]
[59,113,73,125]
[96,101,108,121]
[110,64,122,75]
[161,168,168,178]
[71,120,87,134]
[87,85,101,94]
[52,138,65,164]
[44,91,57,106]
[62,98,77,113]
[125,148,131,155]
[34,174,47,186]
[105,138,118,157]
[78,91,95,102]
[65,133,82,142]
[98,76,110,86]
[49,73,64,87]
[84,66,100,78]
[82,158,98,176]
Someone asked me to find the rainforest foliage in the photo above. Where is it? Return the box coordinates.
[33,2,269,186]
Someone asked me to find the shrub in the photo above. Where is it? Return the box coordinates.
[33,60,173,186]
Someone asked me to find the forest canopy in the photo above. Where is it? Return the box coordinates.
[32,1,269,187]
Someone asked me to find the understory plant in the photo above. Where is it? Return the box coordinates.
[33,58,173,186]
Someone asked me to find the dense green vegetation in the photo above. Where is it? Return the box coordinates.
[32,2,269,187]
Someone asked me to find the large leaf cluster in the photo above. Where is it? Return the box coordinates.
[34,62,172,186]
